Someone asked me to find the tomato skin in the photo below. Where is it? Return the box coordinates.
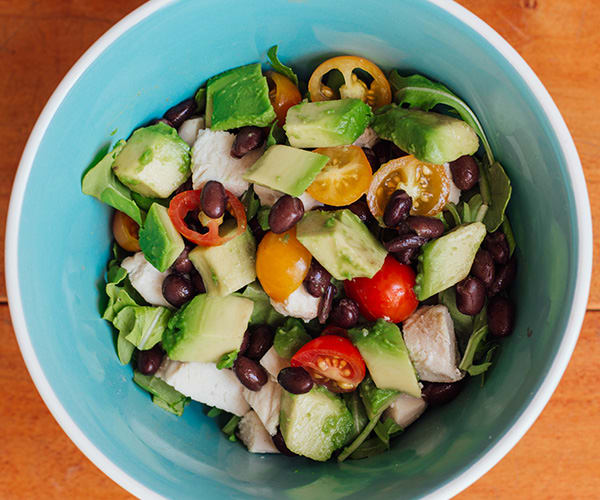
[267,71,302,127]
[344,255,418,323]
[112,211,140,252]
[291,335,366,392]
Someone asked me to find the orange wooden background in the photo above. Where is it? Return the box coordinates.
[0,1,598,498]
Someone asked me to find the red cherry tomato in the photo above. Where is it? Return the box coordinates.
[291,335,365,393]
[344,255,418,323]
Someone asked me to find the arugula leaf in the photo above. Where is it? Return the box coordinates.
[374,416,403,447]
[241,282,284,326]
[444,203,462,227]
[116,333,135,365]
[133,371,190,416]
[206,407,222,418]
[274,318,311,359]
[216,350,239,370]
[131,192,168,212]
[502,217,517,257]
[266,45,299,87]
[438,288,473,352]
[388,72,494,165]
[483,162,512,232]
[241,186,260,220]
[113,305,172,350]
[257,206,271,231]
[459,308,493,375]
[222,414,241,438]
[348,437,388,460]
[480,345,499,385]
[195,87,207,114]
[81,140,143,225]
[359,375,399,420]
[266,121,287,148]
[343,392,369,442]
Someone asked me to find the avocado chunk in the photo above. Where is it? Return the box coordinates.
[205,63,276,130]
[243,145,329,196]
[415,222,486,300]
[296,209,386,280]
[188,221,256,296]
[284,99,373,148]
[358,374,399,419]
[280,385,353,461]
[81,141,142,225]
[139,203,185,272]
[349,319,421,398]
[162,293,253,362]
[372,105,479,164]
[113,122,191,198]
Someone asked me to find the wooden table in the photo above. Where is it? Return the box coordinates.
[0,1,598,498]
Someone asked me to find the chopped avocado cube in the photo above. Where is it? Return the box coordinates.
[162,294,253,363]
[284,99,373,148]
[296,209,386,280]
[416,222,486,300]
[206,63,276,130]
[280,385,353,461]
[243,145,329,197]
[139,203,185,272]
[113,122,191,198]
[371,105,479,164]
[358,375,399,420]
[273,318,311,359]
[349,320,421,398]
[81,141,143,225]
[188,221,257,296]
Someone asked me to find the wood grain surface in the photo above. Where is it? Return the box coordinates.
[0,0,598,499]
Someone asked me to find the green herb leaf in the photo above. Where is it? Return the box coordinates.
[222,414,241,436]
[241,282,285,326]
[153,394,188,416]
[348,437,388,460]
[206,407,222,418]
[373,416,403,447]
[483,162,512,232]
[216,350,239,370]
[502,217,517,257]
[194,87,207,114]
[116,333,135,365]
[241,186,261,220]
[266,121,287,148]
[359,375,399,420]
[438,288,473,352]
[459,307,492,375]
[343,392,369,442]
[266,45,299,86]
[274,318,311,359]
[444,203,462,227]
[131,192,168,212]
[257,206,271,231]
[133,371,190,416]
[388,72,494,165]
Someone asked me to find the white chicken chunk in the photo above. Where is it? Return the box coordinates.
[237,411,280,454]
[353,127,379,149]
[444,163,461,205]
[191,129,263,197]
[120,252,170,307]
[402,305,464,383]
[177,117,205,147]
[156,359,250,416]
[270,285,320,323]
[242,378,281,435]
[260,346,290,380]
[384,394,427,429]
[253,184,322,211]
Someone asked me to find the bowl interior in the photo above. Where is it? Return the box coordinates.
[12,0,580,498]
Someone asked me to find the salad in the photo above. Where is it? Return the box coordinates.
[81,46,517,462]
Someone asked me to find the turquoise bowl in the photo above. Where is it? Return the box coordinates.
[6,0,592,498]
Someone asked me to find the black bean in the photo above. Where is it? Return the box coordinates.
[329,298,360,329]
[149,117,174,128]
[383,189,412,227]
[393,247,418,265]
[245,325,274,360]
[278,367,314,394]
[372,140,392,165]
[345,199,372,224]
[449,155,480,190]
[488,296,515,337]
[162,274,195,308]
[471,249,495,288]
[384,234,427,253]
[362,147,379,170]
[189,268,206,294]
[233,356,268,391]
[484,231,509,265]
[239,329,250,356]
[269,195,304,233]
[171,246,194,274]
[137,344,164,375]
[200,180,227,219]
[489,256,517,297]
[455,276,486,316]
[422,380,465,407]
[272,428,296,456]
[406,215,445,239]
[231,126,266,158]
[303,260,332,298]
[174,177,193,196]
[390,143,407,159]
[163,97,197,129]
[318,284,336,324]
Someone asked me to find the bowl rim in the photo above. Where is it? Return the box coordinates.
[5,0,592,498]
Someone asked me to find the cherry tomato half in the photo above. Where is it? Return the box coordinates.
[307,145,372,206]
[112,211,141,252]
[169,189,246,246]
[345,255,418,323]
[367,155,450,222]
[256,228,311,303]
[308,56,392,109]
[267,71,302,127]
[291,335,366,393]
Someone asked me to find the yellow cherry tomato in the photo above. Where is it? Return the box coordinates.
[267,71,302,127]
[256,228,311,302]
[366,155,450,221]
[307,145,372,206]
[112,210,140,252]
[308,56,392,109]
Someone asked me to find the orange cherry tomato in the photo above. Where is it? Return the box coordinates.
[307,145,372,206]
[256,228,311,302]
[112,211,140,252]
[266,71,302,127]
[308,56,392,109]
[367,155,450,222]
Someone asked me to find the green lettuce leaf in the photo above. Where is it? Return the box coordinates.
[116,333,136,365]
[216,350,239,370]
[257,206,271,231]
[152,394,187,416]
[133,371,190,416]
[113,305,172,350]
[273,318,311,359]
[241,282,284,326]
[266,45,298,86]
[241,186,260,220]
[103,281,138,322]
[483,162,512,232]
